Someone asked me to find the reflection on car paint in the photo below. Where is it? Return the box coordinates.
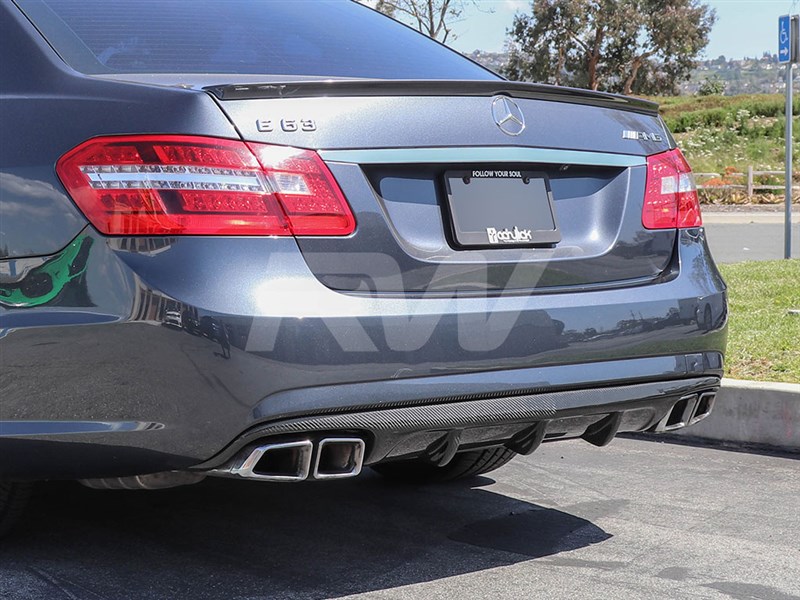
[153,297,240,360]
[0,234,93,308]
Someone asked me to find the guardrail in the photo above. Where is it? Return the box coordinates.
[695,167,800,195]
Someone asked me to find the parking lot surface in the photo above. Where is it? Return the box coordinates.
[0,438,798,600]
[704,212,800,263]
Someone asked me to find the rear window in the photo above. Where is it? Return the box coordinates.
[15,0,497,80]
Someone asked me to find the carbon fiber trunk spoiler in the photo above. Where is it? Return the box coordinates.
[203,79,660,115]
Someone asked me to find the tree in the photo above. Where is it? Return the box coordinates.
[360,0,468,43]
[504,0,716,96]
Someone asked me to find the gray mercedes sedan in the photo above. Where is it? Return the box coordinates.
[0,0,726,535]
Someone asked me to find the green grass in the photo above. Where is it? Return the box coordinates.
[718,260,800,383]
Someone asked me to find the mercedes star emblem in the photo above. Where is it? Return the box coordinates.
[491,96,526,136]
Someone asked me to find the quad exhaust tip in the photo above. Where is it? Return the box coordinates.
[690,391,716,425]
[231,440,314,482]
[220,438,365,482]
[655,391,717,433]
[313,438,366,480]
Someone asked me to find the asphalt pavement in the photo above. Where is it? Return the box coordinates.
[703,210,800,263]
[1,438,797,600]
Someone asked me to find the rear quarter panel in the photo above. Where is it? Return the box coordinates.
[0,3,240,259]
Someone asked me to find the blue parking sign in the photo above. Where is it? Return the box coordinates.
[779,15,799,64]
[779,15,791,63]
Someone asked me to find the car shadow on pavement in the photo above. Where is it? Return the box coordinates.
[1,471,611,599]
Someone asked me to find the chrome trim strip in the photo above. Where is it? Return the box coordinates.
[318,147,646,168]
[81,166,266,191]
[0,420,164,436]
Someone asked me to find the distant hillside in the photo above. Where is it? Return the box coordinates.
[688,55,791,95]
[464,50,508,75]
[464,51,800,96]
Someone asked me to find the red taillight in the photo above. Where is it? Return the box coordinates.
[56,135,356,236]
[643,148,702,229]
[247,143,356,236]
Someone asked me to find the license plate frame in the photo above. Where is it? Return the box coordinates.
[443,169,560,248]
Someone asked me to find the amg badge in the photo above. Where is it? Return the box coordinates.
[622,130,663,142]
[486,226,533,244]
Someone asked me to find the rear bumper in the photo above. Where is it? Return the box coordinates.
[0,228,726,479]
[198,373,721,471]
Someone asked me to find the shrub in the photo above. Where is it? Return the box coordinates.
[697,75,726,96]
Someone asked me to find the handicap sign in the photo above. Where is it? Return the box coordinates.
[779,15,791,63]
[779,15,799,64]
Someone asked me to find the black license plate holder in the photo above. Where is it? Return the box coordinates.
[444,169,560,248]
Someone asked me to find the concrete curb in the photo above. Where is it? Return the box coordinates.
[702,212,800,225]
[665,378,800,453]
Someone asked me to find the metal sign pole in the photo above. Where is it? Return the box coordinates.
[779,15,798,259]
[786,63,793,259]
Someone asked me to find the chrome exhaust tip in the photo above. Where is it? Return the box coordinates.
[229,440,313,482]
[312,438,365,480]
[655,391,717,433]
[655,394,698,432]
[689,391,716,425]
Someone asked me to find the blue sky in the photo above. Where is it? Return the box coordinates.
[447,0,800,60]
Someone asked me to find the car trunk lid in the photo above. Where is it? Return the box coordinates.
[206,80,676,294]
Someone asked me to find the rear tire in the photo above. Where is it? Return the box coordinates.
[0,482,33,538]
[373,447,517,484]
